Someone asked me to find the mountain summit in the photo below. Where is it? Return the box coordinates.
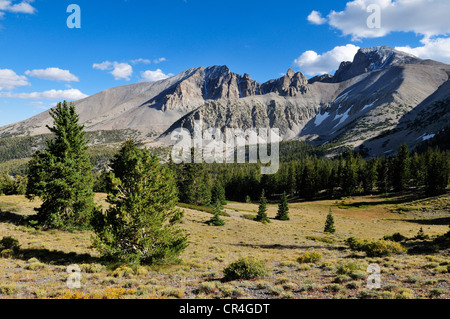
[1,46,449,157]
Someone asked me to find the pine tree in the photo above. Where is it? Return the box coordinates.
[255,190,270,223]
[276,192,290,221]
[392,144,410,192]
[324,209,336,234]
[91,140,188,265]
[26,101,97,230]
[341,152,358,196]
[207,200,226,226]
[211,183,227,206]
[424,148,449,196]
[176,162,211,206]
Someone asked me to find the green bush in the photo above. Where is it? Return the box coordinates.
[0,236,20,255]
[383,232,407,242]
[336,261,362,275]
[345,237,405,257]
[223,257,268,281]
[345,237,368,251]
[364,240,405,257]
[297,251,322,264]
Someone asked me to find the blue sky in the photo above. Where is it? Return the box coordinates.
[0,0,449,126]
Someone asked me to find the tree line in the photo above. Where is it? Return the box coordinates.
[165,144,449,207]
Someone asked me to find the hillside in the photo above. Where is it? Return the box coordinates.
[1,46,449,158]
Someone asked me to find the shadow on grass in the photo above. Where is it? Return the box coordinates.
[231,243,346,251]
[336,193,430,209]
[400,217,450,226]
[15,248,101,266]
[0,210,27,226]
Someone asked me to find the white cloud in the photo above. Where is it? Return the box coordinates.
[92,61,113,71]
[25,67,79,82]
[130,58,151,65]
[0,69,29,90]
[316,0,450,40]
[0,0,36,14]
[153,57,167,64]
[93,61,133,81]
[395,37,450,64]
[0,88,88,100]
[140,69,173,82]
[307,10,327,25]
[110,63,133,81]
[293,44,360,76]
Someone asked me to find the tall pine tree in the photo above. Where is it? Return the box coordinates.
[255,190,270,223]
[276,192,290,221]
[26,101,97,230]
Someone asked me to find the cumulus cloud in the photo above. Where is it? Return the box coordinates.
[395,37,450,64]
[0,69,29,90]
[140,69,173,82]
[293,44,360,76]
[93,61,133,81]
[312,0,450,40]
[25,67,79,82]
[0,88,88,100]
[307,10,327,25]
[0,0,36,14]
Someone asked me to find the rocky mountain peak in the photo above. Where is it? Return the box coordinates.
[333,46,421,82]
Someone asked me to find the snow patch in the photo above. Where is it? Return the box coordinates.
[314,108,331,126]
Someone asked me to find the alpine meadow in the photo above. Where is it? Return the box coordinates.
[0,0,449,304]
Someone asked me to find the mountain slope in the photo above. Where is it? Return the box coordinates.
[0,46,449,158]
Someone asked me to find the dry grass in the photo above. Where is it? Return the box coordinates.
[0,192,449,299]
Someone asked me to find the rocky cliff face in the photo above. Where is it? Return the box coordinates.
[1,46,449,157]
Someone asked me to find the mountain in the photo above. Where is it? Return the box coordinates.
[1,46,449,158]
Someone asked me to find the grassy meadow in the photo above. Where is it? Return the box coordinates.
[0,192,449,299]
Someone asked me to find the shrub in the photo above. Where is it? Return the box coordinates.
[364,240,406,257]
[198,282,218,295]
[336,261,362,275]
[333,275,352,283]
[0,236,20,255]
[112,266,134,278]
[297,251,322,264]
[395,288,415,299]
[383,232,407,242]
[345,237,367,251]
[0,284,18,295]
[223,257,268,281]
[346,237,405,257]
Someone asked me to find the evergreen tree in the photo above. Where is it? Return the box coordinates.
[276,192,290,221]
[207,200,226,226]
[211,183,227,206]
[377,157,390,193]
[255,190,270,223]
[176,162,211,206]
[391,144,410,192]
[300,158,317,200]
[341,152,358,196]
[91,140,188,265]
[324,209,336,234]
[424,148,449,196]
[26,101,97,230]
